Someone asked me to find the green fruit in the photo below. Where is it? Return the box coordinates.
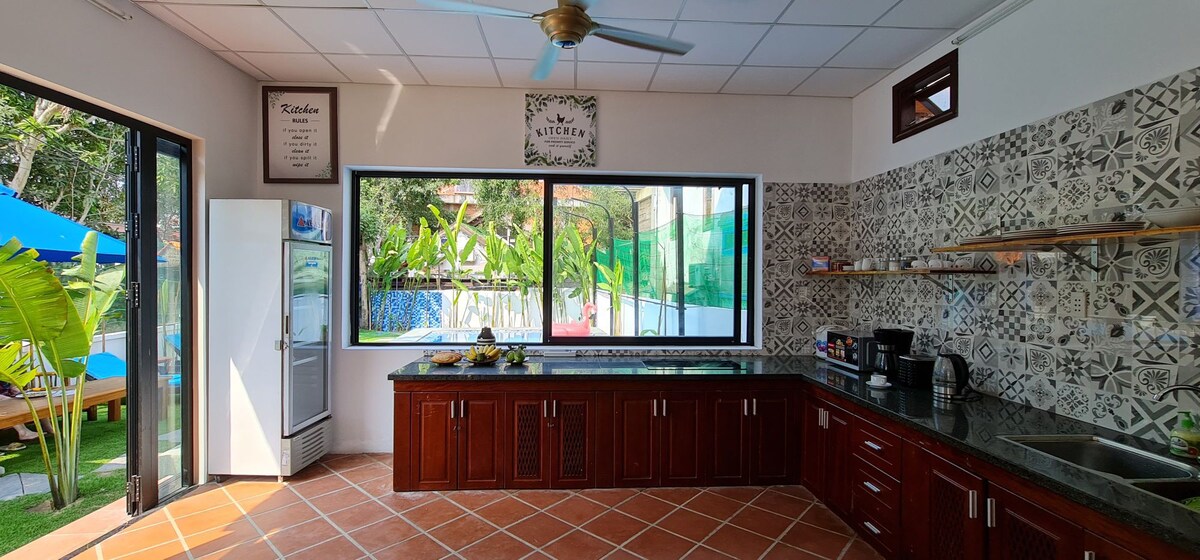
[1184,497,1200,512]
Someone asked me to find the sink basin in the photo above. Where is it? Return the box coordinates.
[1131,480,1200,507]
[1001,435,1199,480]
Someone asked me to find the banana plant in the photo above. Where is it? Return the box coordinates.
[553,225,595,321]
[429,203,477,327]
[370,225,409,330]
[596,260,625,336]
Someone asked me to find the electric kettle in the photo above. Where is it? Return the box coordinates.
[932,353,971,400]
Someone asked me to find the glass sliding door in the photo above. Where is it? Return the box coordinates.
[285,242,331,436]
[153,139,187,498]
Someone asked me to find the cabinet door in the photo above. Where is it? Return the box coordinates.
[824,404,853,517]
[411,392,457,491]
[709,392,751,485]
[614,391,659,487]
[988,485,1084,560]
[550,392,595,488]
[457,393,504,489]
[801,398,826,496]
[750,391,795,485]
[506,392,550,489]
[927,454,986,560]
[661,391,705,486]
[1084,532,1145,560]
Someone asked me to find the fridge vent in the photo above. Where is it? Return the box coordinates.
[285,420,331,475]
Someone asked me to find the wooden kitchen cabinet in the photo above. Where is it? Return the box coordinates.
[506,392,551,488]
[801,397,825,491]
[903,449,987,560]
[1084,532,1145,560]
[614,391,706,487]
[457,393,504,489]
[615,391,658,486]
[801,395,853,516]
[661,391,705,486]
[549,392,596,488]
[749,391,797,484]
[411,392,457,490]
[410,392,504,491]
[987,484,1083,560]
[709,391,752,485]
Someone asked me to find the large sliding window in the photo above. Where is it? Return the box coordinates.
[352,172,756,347]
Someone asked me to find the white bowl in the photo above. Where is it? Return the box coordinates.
[1145,207,1200,228]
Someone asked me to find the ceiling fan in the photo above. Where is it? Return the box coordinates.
[418,0,695,80]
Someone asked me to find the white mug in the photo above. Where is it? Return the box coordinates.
[928,258,946,269]
[870,374,888,386]
[911,259,928,269]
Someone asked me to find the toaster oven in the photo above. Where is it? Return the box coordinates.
[823,330,876,372]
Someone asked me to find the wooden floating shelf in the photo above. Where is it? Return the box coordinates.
[933,224,1200,253]
[807,269,995,277]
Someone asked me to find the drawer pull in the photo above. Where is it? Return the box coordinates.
[863,481,881,494]
[864,440,883,452]
[863,521,882,535]
[1083,552,1096,560]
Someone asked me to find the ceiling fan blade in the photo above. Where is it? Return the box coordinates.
[531,42,562,81]
[590,23,693,55]
[417,0,535,19]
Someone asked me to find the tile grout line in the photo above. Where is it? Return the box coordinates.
[162,507,196,560]
[756,499,815,560]
[281,479,376,559]
[676,488,765,559]
[218,485,286,559]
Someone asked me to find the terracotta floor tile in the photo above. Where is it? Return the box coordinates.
[506,513,573,547]
[286,535,365,560]
[779,522,853,558]
[265,518,341,556]
[682,546,734,560]
[761,542,825,560]
[841,538,885,560]
[327,500,393,532]
[287,462,333,482]
[74,546,102,560]
[541,529,616,560]
[348,517,419,552]
[443,489,507,510]
[222,480,287,502]
[513,489,573,509]
[750,491,812,519]
[578,488,639,507]
[545,495,609,525]
[250,501,320,534]
[307,486,369,513]
[321,454,377,472]
[798,504,853,536]
[237,487,302,516]
[728,506,795,540]
[374,534,452,560]
[356,476,394,498]
[165,486,232,518]
[428,514,498,551]
[769,486,816,502]
[173,504,246,536]
[624,526,695,559]
[604,549,642,560]
[402,497,467,531]
[581,510,649,545]
[459,531,535,560]
[366,453,393,466]
[290,474,350,500]
[657,508,722,543]
[682,492,743,520]
[97,521,180,558]
[643,487,702,505]
[706,486,766,504]
[183,518,262,557]
[116,539,188,560]
[196,538,280,560]
[377,490,439,512]
[340,463,392,485]
[614,493,678,524]
[474,496,538,527]
[702,524,774,560]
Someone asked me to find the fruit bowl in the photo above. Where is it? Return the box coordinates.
[465,344,502,366]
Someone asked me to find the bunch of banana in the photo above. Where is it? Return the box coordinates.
[465,344,502,363]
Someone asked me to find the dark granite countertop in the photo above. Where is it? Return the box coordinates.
[389,355,1200,553]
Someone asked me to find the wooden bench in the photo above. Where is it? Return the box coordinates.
[0,377,126,430]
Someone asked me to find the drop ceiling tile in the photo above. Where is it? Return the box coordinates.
[791,67,889,97]
[135,2,227,50]
[149,0,251,4]
[745,25,862,66]
[214,51,272,80]
[876,0,1004,29]
[575,62,656,91]
[494,58,575,89]
[576,19,675,63]
[826,27,948,68]
[274,8,401,54]
[722,66,816,95]
[379,11,490,57]
[668,22,769,65]
[238,52,347,81]
[327,54,425,84]
[166,5,312,52]
[409,56,500,86]
[587,0,685,20]
[779,0,899,25]
[679,0,792,23]
[366,0,438,8]
[649,64,736,93]
[262,0,368,6]
[480,16,551,59]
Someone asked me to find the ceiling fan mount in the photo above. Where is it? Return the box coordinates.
[537,6,591,49]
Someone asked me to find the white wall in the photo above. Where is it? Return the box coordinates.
[851,0,1200,180]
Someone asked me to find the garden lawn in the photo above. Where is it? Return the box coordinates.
[0,403,127,555]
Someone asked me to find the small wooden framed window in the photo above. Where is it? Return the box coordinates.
[892,50,958,142]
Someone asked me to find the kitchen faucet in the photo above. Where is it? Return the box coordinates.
[1153,384,1200,402]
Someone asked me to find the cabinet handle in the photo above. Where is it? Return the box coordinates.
[662,399,667,416]
[543,400,547,418]
[864,440,883,452]
[743,399,749,416]
[1083,552,1097,560]
[821,409,828,429]
[653,399,658,417]
[460,400,466,418]
[968,490,978,519]
[863,481,881,494]
[450,401,456,419]
[986,498,996,528]
[553,400,558,418]
[752,398,758,416]
[863,521,881,536]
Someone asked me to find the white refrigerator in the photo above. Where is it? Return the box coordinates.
[209,199,333,477]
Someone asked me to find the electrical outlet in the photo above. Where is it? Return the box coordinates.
[1065,290,1088,317]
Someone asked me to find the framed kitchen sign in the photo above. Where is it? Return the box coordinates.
[263,86,339,183]
[524,93,597,167]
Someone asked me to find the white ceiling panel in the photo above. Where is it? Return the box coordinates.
[409,56,501,86]
[827,27,948,68]
[135,3,227,51]
[379,11,490,57]
[480,16,552,59]
[213,51,272,80]
[650,64,736,93]
[668,22,770,65]
[745,25,862,67]
[587,0,685,21]
[779,0,900,26]
[148,0,252,4]
[679,0,792,23]
[495,58,576,89]
[326,54,426,84]
[366,0,443,8]
[791,67,889,97]
[238,52,347,81]
[576,19,675,63]
[576,62,656,91]
[167,5,312,52]
[722,66,816,95]
[876,0,1004,29]
[274,8,401,54]
[261,0,369,7]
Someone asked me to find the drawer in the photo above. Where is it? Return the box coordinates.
[852,503,899,557]
[851,456,900,514]
[852,484,899,535]
[852,418,902,479]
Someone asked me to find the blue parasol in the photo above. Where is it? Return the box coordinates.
[0,182,127,263]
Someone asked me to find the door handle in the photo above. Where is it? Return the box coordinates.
[450,400,456,419]
[653,399,658,417]
[864,440,883,452]
[662,399,667,416]
[460,400,466,418]
[863,521,881,535]
[543,400,547,418]
[986,498,996,528]
[863,481,881,494]
[1083,552,1097,560]
[743,399,749,416]
[552,400,558,418]
[968,490,978,519]
[752,398,757,416]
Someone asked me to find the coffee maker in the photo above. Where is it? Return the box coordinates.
[871,329,914,378]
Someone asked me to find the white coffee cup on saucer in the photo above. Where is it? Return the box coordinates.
[869,374,888,386]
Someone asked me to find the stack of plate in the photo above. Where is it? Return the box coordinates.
[960,235,1002,244]
[1056,221,1146,235]
[1000,228,1058,240]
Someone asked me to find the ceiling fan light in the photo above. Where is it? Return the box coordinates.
[539,7,591,50]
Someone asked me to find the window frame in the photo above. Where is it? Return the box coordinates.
[349,170,757,348]
[892,49,959,143]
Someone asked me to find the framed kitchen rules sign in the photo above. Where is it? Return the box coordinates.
[524,93,597,167]
[263,86,339,183]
